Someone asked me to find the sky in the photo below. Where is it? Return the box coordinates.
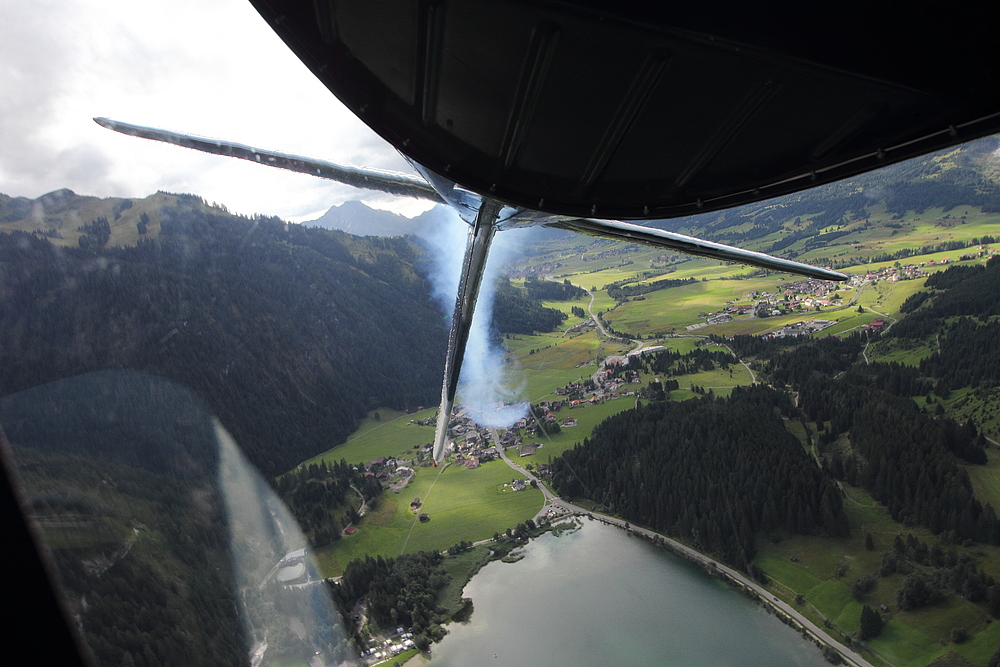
[0,0,436,221]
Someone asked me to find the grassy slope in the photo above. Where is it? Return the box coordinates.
[754,470,1000,667]
[313,459,543,576]
[303,211,1000,662]
[0,191,216,248]
[303,408,439,468]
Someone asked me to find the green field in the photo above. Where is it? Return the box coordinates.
[869,337,937,367]
[313,458,543,576]
[302,408,438,468]
[508,395,639,465]
[755,479,1000,667]
[296,211,1000,663]
[967,447,1000,513]
[609,278,769,334]
[869,619,947,667]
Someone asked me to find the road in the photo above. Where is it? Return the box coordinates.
[861,303,898,364]
[582,287,614,340]
[493,437,553,500]
[572,507,875,667]
[486,426,873,667]
[718,340,758,384]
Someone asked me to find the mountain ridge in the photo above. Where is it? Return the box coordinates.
[304,199,437,236]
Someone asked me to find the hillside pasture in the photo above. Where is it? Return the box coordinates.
[313,458,542,576]
[304,408,438,468]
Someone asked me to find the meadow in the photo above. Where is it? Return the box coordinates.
[313,458,543,576]
[300,210,1000,664]
[754,480,1000,667]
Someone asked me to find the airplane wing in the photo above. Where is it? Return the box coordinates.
[545,218,846,282]
[93,117,843,282]
[93,117,442,203]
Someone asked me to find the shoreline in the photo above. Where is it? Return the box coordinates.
[571,511,873,667]
[401,514,871,667]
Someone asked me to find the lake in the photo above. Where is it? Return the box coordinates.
[421,519,829,667]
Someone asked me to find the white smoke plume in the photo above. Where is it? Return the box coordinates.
[417,206,530,428]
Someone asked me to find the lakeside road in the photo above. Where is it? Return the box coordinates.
[557,508,875,667]
[486,428,873,667]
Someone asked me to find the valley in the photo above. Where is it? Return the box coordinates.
[4,137,1000,667]
[298,144,1000,666]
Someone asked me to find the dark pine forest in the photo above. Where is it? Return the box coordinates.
[553,260,1000,578]
[0,200,448,476]
[552,386,850,568]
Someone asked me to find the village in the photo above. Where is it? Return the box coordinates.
[683,262,930,333]
[358,629,416,665]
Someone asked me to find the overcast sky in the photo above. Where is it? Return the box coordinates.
[0,0,435,221]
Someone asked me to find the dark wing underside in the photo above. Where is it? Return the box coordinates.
[249,0,1000,221]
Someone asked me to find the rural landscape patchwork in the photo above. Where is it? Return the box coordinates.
[4,137,1000,667]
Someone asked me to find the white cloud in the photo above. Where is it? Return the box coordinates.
[0,0,414,219]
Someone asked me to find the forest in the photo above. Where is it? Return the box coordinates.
[890,258,1000,393]
[0,200,449,476]
[1,373,248,667]
[331,551,452,651]
[275,459,382,548]
[491,278,570,335]
[643,346,736,376]
[2,370,363,667]
[551,385,850,568]
[719,316,1000,548]
[605,276,696,302]
[800,375,998,544]
[522,276,586,301]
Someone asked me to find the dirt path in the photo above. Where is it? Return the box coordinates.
[399,461,450,555]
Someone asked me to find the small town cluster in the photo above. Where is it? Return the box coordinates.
[359,628,416,663]
[686,263,932,332]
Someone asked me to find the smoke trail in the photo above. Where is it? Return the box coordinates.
[417,206,529,428]
[417,205,465,312]
[459,223,531,427]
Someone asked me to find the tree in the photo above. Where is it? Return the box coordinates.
[858,306,865,314]
[865,533,875,551]
[988,584,1000,618]
[851,574,877,600]
[896,572,944,610]
[859,605,883,641]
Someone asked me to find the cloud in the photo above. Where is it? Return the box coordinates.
[0,0,409,219]
[0,2,77,190]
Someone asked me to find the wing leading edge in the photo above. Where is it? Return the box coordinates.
[93,117,441,202]
[547,218,846,281]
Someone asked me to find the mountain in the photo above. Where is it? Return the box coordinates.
[645,135,1000,261]
[0,190,435,245]
[0,189,230,248]
[0,192,447,476]
[306,199,436,236]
